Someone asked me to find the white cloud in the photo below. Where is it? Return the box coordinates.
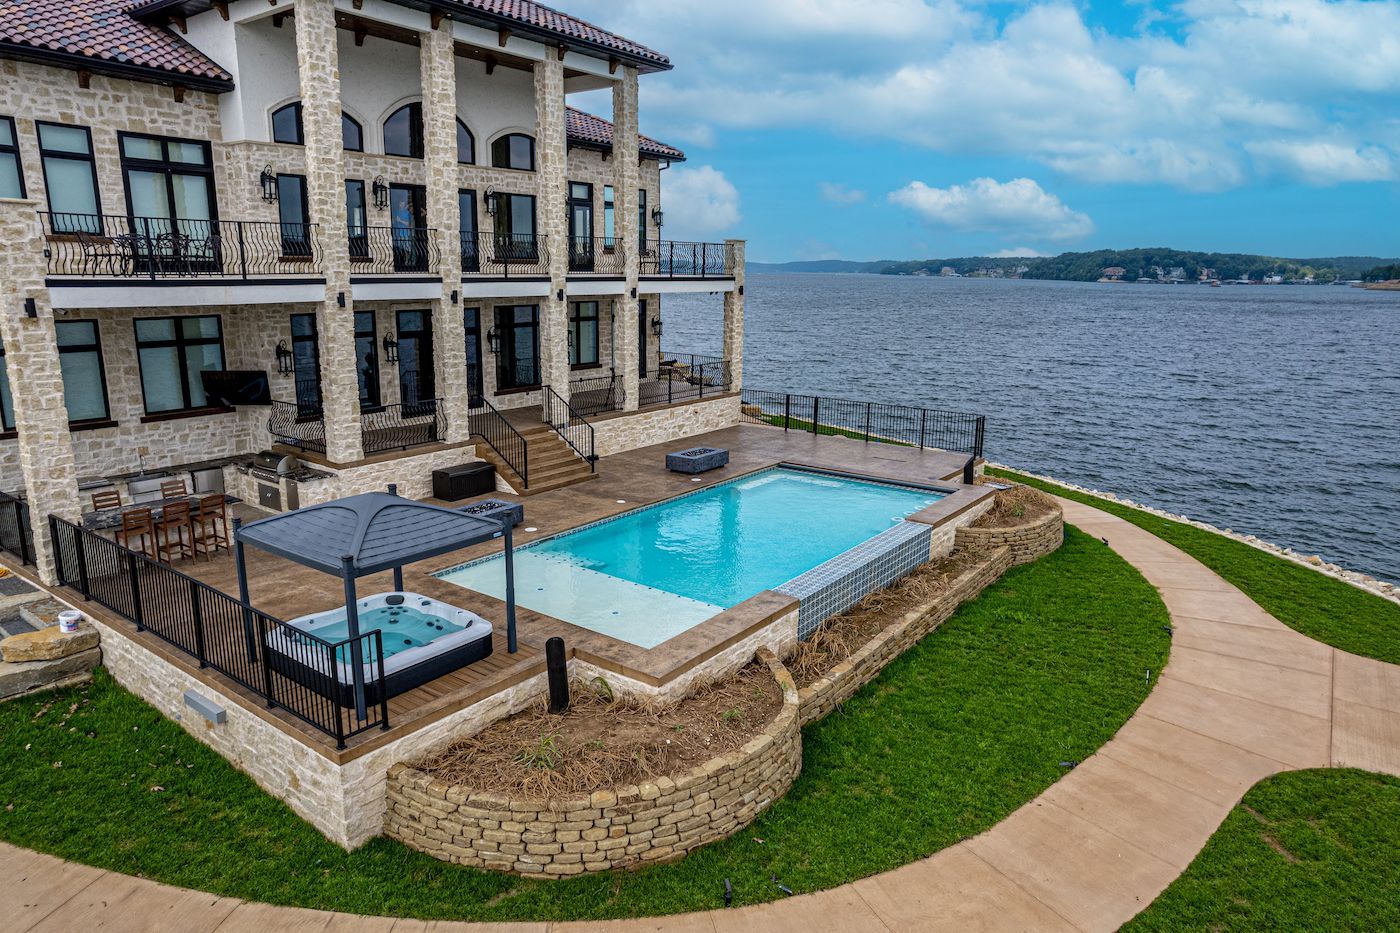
[819,182,867,205]
[889,178,1094,241]
[662,165,742,236]
[563,0,1400,192]
[990,247,1049,258]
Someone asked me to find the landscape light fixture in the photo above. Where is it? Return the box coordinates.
[259,165,278,202]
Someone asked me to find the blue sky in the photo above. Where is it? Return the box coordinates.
[568,1,1400,263]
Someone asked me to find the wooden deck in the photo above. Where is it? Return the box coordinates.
[23,421,975,763]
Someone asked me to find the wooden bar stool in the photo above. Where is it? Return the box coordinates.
[155,501,192,563]
[190,494,229,561]
[116,508,155,558]
[91,488,123,512]
[159,478,189,500]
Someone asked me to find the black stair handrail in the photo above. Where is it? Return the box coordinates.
[541,385,597,472]
[468,396,530,487]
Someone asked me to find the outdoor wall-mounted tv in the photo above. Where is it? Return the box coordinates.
[201,370,272,407]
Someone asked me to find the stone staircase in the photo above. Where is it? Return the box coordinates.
[474,417,595,496]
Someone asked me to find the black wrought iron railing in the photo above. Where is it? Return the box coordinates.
[354,226,440,275]
[542,385,597,472]
[741,390,986,458]
[567,236,626,275]
[48,516,388,747]
[641,240,733,278]
[41,213,323,279]
[462,232,551,277]
[268,399,327,454]
[568,371,620,417]
[361,398,447,454]
[641,353,733,408]
[468,397,529,487]
[0,491,34,566]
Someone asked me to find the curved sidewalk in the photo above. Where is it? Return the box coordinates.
[6,496,1400,932]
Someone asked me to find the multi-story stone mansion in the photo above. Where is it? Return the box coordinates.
[0,0,744,583]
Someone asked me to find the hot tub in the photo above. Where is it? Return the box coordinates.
[264,592,493,706]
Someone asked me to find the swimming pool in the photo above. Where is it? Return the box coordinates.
[436,467,944,648]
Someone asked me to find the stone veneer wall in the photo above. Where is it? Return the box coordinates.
[954,507,1064,567]
[384,648,800,876]
[796,546,1014,727]
[925,498,994,559]
[592,394,742,458]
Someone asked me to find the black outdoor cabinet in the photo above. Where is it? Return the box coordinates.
[433,462,496,501]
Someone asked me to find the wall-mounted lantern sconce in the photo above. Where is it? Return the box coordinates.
[650,317,663,337]
[382,333,399,363]
[486,327,501,354]
[274,339,295,374]
[651,208,664,228]
[556,289,564,301]
[629,287,637,299]
[372,175,389,212]
[484,186,498,216]
[260,165,279,202]
[23,298,37,318]
[450,290,459,305]
[336,291,346,308]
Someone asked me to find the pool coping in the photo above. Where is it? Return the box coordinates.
[432,463,989,688]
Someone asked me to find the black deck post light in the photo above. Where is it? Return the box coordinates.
[501,516,517,653]
[387,485,405,592]
[546,637,569,714]
[232,517,257,663]
[341,553,368,723]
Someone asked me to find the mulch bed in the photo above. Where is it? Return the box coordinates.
[414,660,782,799]
[972,479,1059,528]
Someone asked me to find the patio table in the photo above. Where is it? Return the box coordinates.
[82,494,239,532]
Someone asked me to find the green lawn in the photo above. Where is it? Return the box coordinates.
[990,467,1400,665]
[1128,769,1400,930]
[0,527,1168,922]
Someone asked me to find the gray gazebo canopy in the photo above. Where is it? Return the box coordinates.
[234,488,518,721]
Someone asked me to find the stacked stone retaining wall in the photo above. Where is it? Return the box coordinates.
[954,507,1064,567]
[384,648,800,875]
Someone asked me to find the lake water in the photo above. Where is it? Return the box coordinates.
[662,273,1400,584]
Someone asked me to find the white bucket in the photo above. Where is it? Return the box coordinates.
[57,610,82,635]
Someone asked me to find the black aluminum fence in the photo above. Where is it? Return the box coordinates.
[568,236,626,275]
[641,353,733,408]
[41,213,323,279]
[0,492,34,566]
[741,389,986,458]
[568,372,620,417]
[361,399,446,454]
[642,241,733,278]
[354,226,440,274]
[48,517,388,747]
[542,385,597,471]
[468,397,530,486]
[461,232,551,277]
[268,400,327,454]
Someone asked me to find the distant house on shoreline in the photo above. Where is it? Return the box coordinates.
[1099,266,1127,282]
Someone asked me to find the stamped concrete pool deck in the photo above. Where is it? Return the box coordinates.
[5,496,1399,932]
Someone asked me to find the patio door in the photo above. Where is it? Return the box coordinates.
[459,189,479,272]
[638,298,649,378]
[464,307,483,404]
[396,310,435,413]
[389,183,428,272]
[495,305,540,390]
[568,182,594,271]
[290,313,322,416]
[118,133,218,273]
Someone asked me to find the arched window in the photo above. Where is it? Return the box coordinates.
[342,113,364,152]
[491,133,535,171]
[271,102,303,145]
[384,103,424,158]
[456,119,474,165]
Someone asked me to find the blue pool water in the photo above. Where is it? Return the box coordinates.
[438,467,944,648]
[307,606,463,659]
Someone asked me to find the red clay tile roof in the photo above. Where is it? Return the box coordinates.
[447,1,668,68]
[568,107,684,162]
[0,0,232,86]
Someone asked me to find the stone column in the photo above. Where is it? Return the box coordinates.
[0,200,81,584]
[420,21,470,442]
[723,240,746,392]
[533,57,570,408]
[612,68,641,411]
[295,0,363,463]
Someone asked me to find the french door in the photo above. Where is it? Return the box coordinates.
[119,133,219,273]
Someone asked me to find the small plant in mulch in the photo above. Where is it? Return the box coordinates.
[786,548,990,689]
[414,661,783,799]
[972,480,1059,528]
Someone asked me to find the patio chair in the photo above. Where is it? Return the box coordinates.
[90,488,123,512]
[154,501,193,563]
[158,478,189,500]
[189,494,230,561]
[116,508,156,559]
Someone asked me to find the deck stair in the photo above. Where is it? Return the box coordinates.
[475,413,595,495]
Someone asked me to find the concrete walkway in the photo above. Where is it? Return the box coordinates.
[5,496,1399,932]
